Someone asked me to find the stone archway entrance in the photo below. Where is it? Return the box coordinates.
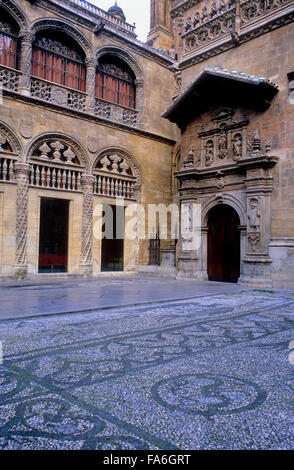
[207,204,240,283]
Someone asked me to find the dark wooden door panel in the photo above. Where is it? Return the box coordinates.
[208,204,240,283]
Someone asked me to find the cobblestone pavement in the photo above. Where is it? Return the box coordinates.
[0,284,294,449]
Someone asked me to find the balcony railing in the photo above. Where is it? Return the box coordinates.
[94,173,136,200]
[29,161,83,192]
[0,156,15,182]
[30,76,86,112]
[95,97,138,127]
[0,64,21,92]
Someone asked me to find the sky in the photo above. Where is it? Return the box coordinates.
[92,1,151,42]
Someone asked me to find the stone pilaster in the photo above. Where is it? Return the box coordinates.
[80,174,95,276]
[176,188,202,279]
[18,30,33,96]
[85,57,96,114]
[239,164,276,287]
[135,78,144,128]
[14,163,30,278]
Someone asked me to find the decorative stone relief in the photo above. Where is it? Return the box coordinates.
[95,99,111,119]
[18,30,33,93]
[205,140,214,166]
[0,67,20,92]
[247,197,261,252]
[0,132,8,151]
[80,175,95,270]
[123,109,137,127]
[14,163,30,269]
[19,120,34,139]
[32,140,81,166]
[51,87,68,107]
[183,148,194,168]
[87,137,100,154]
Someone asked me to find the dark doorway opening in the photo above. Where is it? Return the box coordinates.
[39,198,69,273]
[101,204,124,272]
[207,204,240,283]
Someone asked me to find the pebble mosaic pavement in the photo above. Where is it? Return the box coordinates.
[1,287,294,450]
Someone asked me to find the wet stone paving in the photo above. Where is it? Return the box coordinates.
[1,286,294,449]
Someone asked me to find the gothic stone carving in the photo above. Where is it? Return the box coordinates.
[14,163,30,267]
[80,175,95,268]
[247,197,261,252]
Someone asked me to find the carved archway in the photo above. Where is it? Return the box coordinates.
[0,0,28,30]
[0,121,22,154]
[92,147,142,200]
[26,133,90,192]
[95,46,144,81]
[0,121,22,183]
[202,193,246,226]
[31,18,94,58]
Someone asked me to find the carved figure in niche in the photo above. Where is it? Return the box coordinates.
[183,147,194,168]
[218,129,227,159]
[247,232,260,252]
[232,134,242,159]
[193,11,202,27]
[248,198,261,231]
[205,140,214,166]
[202,6,209,21]
[195,148,201,167]
[211,0,218,17]
[219,0,226,13]
[185,15,193,31]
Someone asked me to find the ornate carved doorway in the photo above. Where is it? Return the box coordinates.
[207,204,240,283]
[38,198,69,273]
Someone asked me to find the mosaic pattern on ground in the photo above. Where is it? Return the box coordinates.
[1,289,294,449]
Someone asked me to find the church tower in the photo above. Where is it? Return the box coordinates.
[147,0,173,51]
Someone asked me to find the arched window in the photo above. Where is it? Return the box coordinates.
[0,10,19,69]
[31,31,86,92]
[96,56,135,109]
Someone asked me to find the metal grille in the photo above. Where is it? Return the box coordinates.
[31,45,86,92]
[149,232,161,266]
[0,32,18,69]
[96,60,135,109]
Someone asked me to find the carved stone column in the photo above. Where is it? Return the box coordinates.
[85,57,96,114]
[80,174,95,276]
[14,163,30,278]
[135,78,144,128]
[18,30,33,96]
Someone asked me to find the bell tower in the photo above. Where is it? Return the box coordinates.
[147,0,173,51]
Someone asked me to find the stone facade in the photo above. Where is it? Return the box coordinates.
[0,0,178,279]
[1,0,294,288]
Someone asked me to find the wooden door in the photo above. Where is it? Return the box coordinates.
[207,204,240,283]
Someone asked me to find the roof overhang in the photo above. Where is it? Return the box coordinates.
[162,66,279,130]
